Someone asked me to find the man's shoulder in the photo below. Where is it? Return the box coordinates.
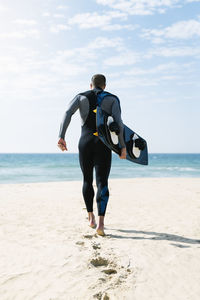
[101,91,121,111]
[102,91,120,102]
[72,90,92,102]
[78,90,93,96]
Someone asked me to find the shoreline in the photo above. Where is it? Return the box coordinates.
[0,176,200,186]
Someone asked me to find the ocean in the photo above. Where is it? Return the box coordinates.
[0,153,199,184]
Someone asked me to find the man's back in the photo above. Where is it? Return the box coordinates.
[59,88,125,148]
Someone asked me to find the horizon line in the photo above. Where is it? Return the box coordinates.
[0,152,200,155]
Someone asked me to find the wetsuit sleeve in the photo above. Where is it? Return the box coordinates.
[111,100,126,148]
[59,95,80,139]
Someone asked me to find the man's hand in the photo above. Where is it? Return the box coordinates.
[119,147,126,159]
[57,138,68,151]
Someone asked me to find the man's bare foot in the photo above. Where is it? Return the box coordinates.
[96,227,105,236]
[96,216,105,236]
[88,212,96,228]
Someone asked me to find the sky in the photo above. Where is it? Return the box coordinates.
[0,0,200,153]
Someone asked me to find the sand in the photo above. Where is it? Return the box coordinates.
[0,178,200,300]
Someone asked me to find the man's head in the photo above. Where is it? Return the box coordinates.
[90,74,106,90]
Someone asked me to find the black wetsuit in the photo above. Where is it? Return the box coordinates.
[59,88,125,216]
[78,90,111,216]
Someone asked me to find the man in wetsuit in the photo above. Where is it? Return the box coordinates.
[58,74,126,236]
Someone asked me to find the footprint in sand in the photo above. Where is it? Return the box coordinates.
[76,241,85,246]
[83,234,94,239]
[103,293,110,300]
[92,242,101,250]
[93,291,103,299]
[93,292,110,300]
[90,257,109,267]
[102,268,117,275]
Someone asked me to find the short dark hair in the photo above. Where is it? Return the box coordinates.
[91,74,106,88]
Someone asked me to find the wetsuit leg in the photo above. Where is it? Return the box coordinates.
[94,139,112,216]
[78,135,95,213]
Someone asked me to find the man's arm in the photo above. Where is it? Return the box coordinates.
[59,95,80,139]
[58,95,80,151]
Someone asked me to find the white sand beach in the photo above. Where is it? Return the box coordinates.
[0,178,200,300]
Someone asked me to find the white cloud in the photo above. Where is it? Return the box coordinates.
[0,50,40,74]
[13,19,37,26]
[103,23,137,30]
[96,0,180,15]
[89,36,123,49]
[68,11,135,31]
[146,46,200,57]
[0,29,40,39]
[0,56,24,73]
[0,5,7,12]
[104,51,139,66]
[50,24,70,33]
[53,14,65,19]
[42,12,51,17]
[160,75,181,80]
[109,61,196,88]
[0,49,87,100]
[0,37,124,98]
[57,37,123,62]
[110,76,159,89]
[124,62,194,80]
[96,0,200,16]
[143,19,200,40]
[125,63,181,76]
[42,12,65,18]
[56,5,68,10]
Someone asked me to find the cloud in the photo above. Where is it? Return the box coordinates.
[89,36,123,49]
[13,19,37,26]
[0,29,40,39]
[146,46,200,57]
[96,0,200,15]
[0,36,126,99]
[53,14,65,19]
[96,0,180,15]
[102,23,137,31]
[110,76,159,89]
[124,63,181,76]
[143,19,200,41]
[42,12,66,18]
[56,5,68,10]
[68,11,135,31]
[108,61,196,89]
[42,12,51,17]
[104,51,139,66]
[57,37,123,62]
[0,5,7,12]
[50,24,70,33]
[0,48,87,100]
[124,62,195,81]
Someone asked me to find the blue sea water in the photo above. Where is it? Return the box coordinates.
[0,153,199,184]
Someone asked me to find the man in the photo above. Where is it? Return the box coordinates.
[58,74,126,236]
